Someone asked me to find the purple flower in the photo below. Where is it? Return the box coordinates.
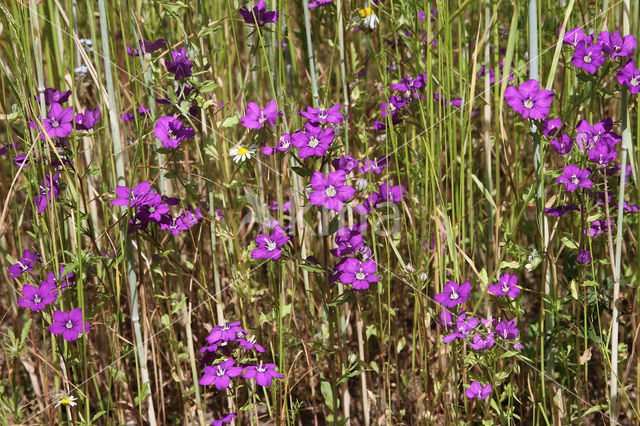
[241,100,279,129]
[379,183,405,202]
[239,0,279,27]
[542,118,564,138]
[434,281,471,308]
[261,134,291,155]
[309,0,332,7]
[598,31,636,59]
[469,332,495,351]
[488,273,520,298]
[251,226,290,260]
[8,250,40,278]
[309,170,356,212]
[390,75,424,92]
[561,27,592,47]
[154,116,195,149]
[330,223,367,257]
[298,103,344,124]
[555,165,593,191]
[199,358,243,389]
[338,258,381,290]
[211,413,237,426]
[39,88,72,106]
[571,41,606,74]
[121,105,151,122]
[353,192,381,215]
[588,140,617,165]
[46,264,75,291]
[495,318,519,340]
[206,322,247,344]
[43,103,74,138]
[127,38,166,56]
[165,47,193,80]
[544,204,578,217]
[0,141,18,157]
[550,134,573,155]
[111,181,153,207]
[49,308,91,341]
[577,250,592,264]
[242,362,284,387]
[291,123,334,158]
[34,172,62,214]
[435,309,456,332]
[239,336,266,352]
[465,381,491,399]
[617,60,640,94]
[442,314,478,343]
[587,219,612,237]
[575,118,619,150]
[75,106,101,131]
[138,194,170,222]
[504,79,554,119]
[358,156,389,174]
[17,280,58,311]
[331,155,360,174]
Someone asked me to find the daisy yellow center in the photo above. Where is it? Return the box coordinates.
[325,185,337,197]
[237,147,250,156]
[308,137,320,148]
[60,397,72,405]
[359,7,374,17]
[523,98,534,109]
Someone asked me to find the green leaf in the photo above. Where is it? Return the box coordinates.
[21,319,31,343]
[218,114,240,128]
[561,236,578,249]
[291,166,313,177]
[198,80,218,93]
[320,381,334,410]
[327,213,341,235]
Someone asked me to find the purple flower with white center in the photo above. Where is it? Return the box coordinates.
[34,172,61,214]
[242,362,284,387]
[49,309,91,342]
[298,103,344,124]
[555,165,593,191]
[544,204,578,217]
[561,27,593,47]
[488,273,520,298]
[587,219,612,237]
[309,170,356,212]
[550,134,573,155]
[505,79,554,120]
[442,315,478,343]
[154,116,195,149]
[571,41,606,74]
[575,118,618,149]
[111,181,153,207]
[261,134,291,155]
[239,0,279,27]
[251,226,290,260]
[126,38,166,56]
[241,100,279,129]
[309,0,332,7]
[139,194,170,222]
[165,47,193,80]
[199,358,243,389]
[211,413,237,426]
[338,258,381,290]
[17,280,58,311]
[206,322,247,344]
[379,183,405,202]
[42,103,74,138]
[588,140,617,165]
[291,123,334,158]
[358,156,389,174]
[598,31,636,59]
[469,332,495,351]
[617,60,640,95]
[332,155,360,174]
[542,118,564,138]
[495,318,519,340]
[239,336,266,352]
[465,381,491,400]
[434,280,471,308]
[8,250,40,278]
[330,223,366,257]
[390,75,424,92]
[75,107,101,131]
[577,250,592,264]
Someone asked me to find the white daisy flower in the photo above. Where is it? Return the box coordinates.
[359,7,379,29]
[229,145,256,163]
[54,394,77,407]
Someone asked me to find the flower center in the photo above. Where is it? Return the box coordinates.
[631,76,639,86]
[148,206,156,213]
[216,366,226,376]
[318,112,328,120]
[308,137,320,148]
[237,147,250,156]
[258,112,266,124]
[501,283,510,293]
[256,362,266,372]
[60,397,72,405]
[168,130,177,139]
[65,320,74,329]
[523,98,534,109]
[265,239,277,251]
[325,185,337,197]
[355,271,366,280]
[33,295,42,304]
[450,290,459,300]
[584,54,592,63]
[571,174,580,185]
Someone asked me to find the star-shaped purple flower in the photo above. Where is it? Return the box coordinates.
[309,170,356,212]
[468,332,495,351]
[338,258,381,290]
[465,381,491,399]
[617,60,640,94]
[8,250,40,278]
[488,273,520,298]
[555,165,593,191]
[251,226,290,260]
[571,41,606,74]
[49,308,91,341]
[17,280,58,311]
[34,172,62,214]
[241,99,280,129]
[239,0,279,27]
[550,134,573,155]
[75,107,101,131]
[598,30,636,59]
[298,103,344,124]
[154,116,195,149]
[43,103,74,139]
[495,318,519,340]
[291,123,334,158]
[111,181,153,207]
[504,79,554,120]
[165,47,193,80]
[211,413,237,426]
[434,280,471,308]
[206,322,247,344]
[442,314,478,343]
[199,358,243,389]
[242,362,284,387]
